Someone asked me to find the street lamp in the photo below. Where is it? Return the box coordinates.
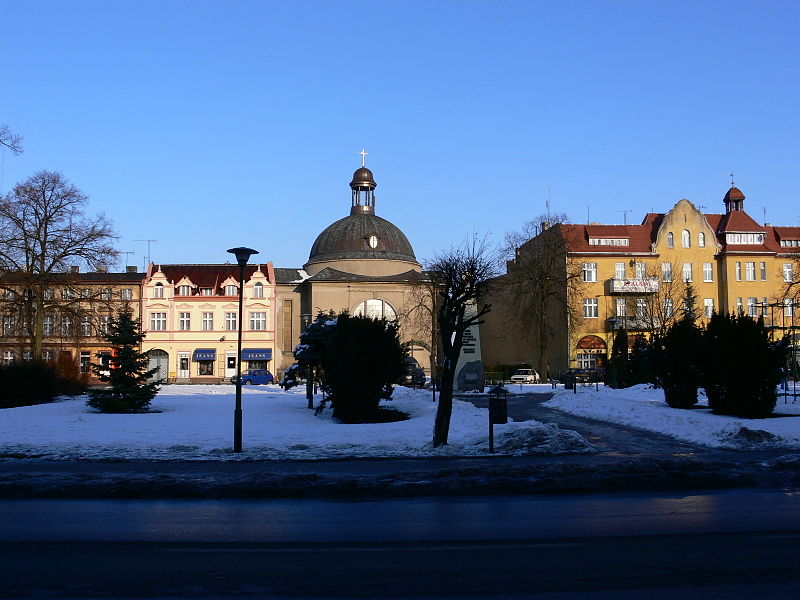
[227,246,259,453]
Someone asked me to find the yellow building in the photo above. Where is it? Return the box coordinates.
[482,186,800,377]
[0,266,145,381]
[141,263,277,383]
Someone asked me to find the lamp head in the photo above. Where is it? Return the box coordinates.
[227,247,259,266]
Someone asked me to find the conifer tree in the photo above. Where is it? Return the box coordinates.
[658,285,702,408]
[87,311,160,413]
[607,328,630,388]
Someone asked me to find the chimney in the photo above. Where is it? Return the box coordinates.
[70,266,79,273]
[97,266,108,273]
[126,266,138,273]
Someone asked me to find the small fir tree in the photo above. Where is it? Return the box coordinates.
[659,305,702,409]
[628,334,653,385]
[607,328,631,388]
[87,311,160,413]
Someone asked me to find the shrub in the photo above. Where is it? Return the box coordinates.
[607,329,631,389]
[0,361,61,408]
[319,313,407,423]
[628,334,654,386]
[703,313,787,418]
[659,318,702,408]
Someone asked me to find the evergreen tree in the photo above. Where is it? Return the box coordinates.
[320,313,407,423]
[659,311,702,409]
[703,313,787,418]
[607,328,630,388]
[87,311,160,413]
[628,334,653,385]
[681,282,699,323]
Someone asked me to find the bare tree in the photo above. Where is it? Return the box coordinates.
[0,124,23,155]
[0,171,118,358]
[501,215,585,381]
[428,235,498,447]
[396,273,438,386]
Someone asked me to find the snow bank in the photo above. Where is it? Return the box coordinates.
[544,384,800,450]
[0,385,592,460]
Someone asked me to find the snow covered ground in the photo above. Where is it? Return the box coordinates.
[0,385,592,461]
[542,383,800,450]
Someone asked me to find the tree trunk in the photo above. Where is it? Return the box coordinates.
[432,354,457,446]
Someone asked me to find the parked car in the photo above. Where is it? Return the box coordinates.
[398,357,427,387]
[230,369,275,385]
[509,368,540,384]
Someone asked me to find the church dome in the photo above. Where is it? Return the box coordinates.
[350,167,376,190]
[308,213,417,264]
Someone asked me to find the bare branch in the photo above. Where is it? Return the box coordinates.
[0,124,23,155]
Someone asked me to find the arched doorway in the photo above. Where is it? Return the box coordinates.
[575,335,608,370]
[147,349,169,382]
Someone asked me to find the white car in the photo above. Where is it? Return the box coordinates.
[509,368,540,384]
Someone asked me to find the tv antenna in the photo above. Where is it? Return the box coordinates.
[546,186,551,217]
[134,239,157,270]
[120,251,135,268]
[616,209,631,225]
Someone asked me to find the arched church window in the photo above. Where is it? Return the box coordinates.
[353,298,397,321]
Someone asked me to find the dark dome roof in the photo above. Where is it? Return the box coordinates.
[307,213,417,264]
[350,167,376,190]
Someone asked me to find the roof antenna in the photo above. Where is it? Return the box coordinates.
[546,186,551,217]
[134,239,157,271]
[730,171,735,187]
[616,210,631,225]
[121,251,134,268]
[763,206,767,225]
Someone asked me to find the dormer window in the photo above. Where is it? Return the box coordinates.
[224,285,238,296]
[780,239,800,247]
[177,285,192,296]
[154,283,164,298]
[726,232,765,245]
[199,287,214,296]
[253,282,264,299]
[588,238,629,246]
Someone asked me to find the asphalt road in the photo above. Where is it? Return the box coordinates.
[2,490,799,599]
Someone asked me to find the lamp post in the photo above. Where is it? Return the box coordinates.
[227,246,259,453]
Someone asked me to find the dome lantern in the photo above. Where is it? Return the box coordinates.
[350,149,376,215]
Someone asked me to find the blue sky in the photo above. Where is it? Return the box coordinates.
[2,1,798,271]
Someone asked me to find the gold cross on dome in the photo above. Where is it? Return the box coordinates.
[359,149,368,167]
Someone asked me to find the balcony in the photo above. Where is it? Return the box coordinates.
[607,316,660,331]
[608,278,659,294]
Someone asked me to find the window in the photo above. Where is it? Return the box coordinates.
[615,263,626,280]
[150,312,167,331]
[81,315,92,336]
[154,283,164,298]
[703,263,713,282]
[760,262,767,281]
[121,288,132,301]
[583,298,598,318]
[780,240,800,247]
[682,263,693,283]
[43,288,54,300]
[667,232,674,248]
[784,263,795,283]
[582,262,598,282]
[43,315,54,336]
[704,298,714,318]
[698,232,706,248]
[225,285,238,296]
[736,297,743,316]
[353,299,397,320]
[747,297,758,317]
[762,297,769,317]
[635,298,648,319]
[3,316,16,336]
[225,312,237,331]
[253,282,264,298]
[62,288,76,300]
[202,312,214,331]
[199,287,213,296]
[726,232,765,245]
[61,316,73,336]
[785,299,796,318]
[250,312,267,331]
[177,285,192,296]
[198,361,214,376]
[634,262,647,280]
[101,288,112,300]
[3,351,14,365]
[179,312,191,331]
[81,288,92,299]
[577,353,597,369]
[616,298,626,317]
[42,350,53,362]
[735,262,742,281]
[664,298,675,319]
[100,315,110,335]
[745,262,756,281]
[662,262,673,282]
[589,238,629,246]
[682,230,691,248]
[80,352,91,374]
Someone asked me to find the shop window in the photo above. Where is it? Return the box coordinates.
[198,361,214,376]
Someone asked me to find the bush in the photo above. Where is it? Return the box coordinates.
[628,334,655,386]
[703,313,786,418]
[607,329,631,389]
[0,361,61,408]
[319,313,407,423]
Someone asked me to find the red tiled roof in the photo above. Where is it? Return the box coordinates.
[562,223,657,254]
[774,226,800,241]
[723,186,745,201]
[718,210,763,233]
[157,264,271,291]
